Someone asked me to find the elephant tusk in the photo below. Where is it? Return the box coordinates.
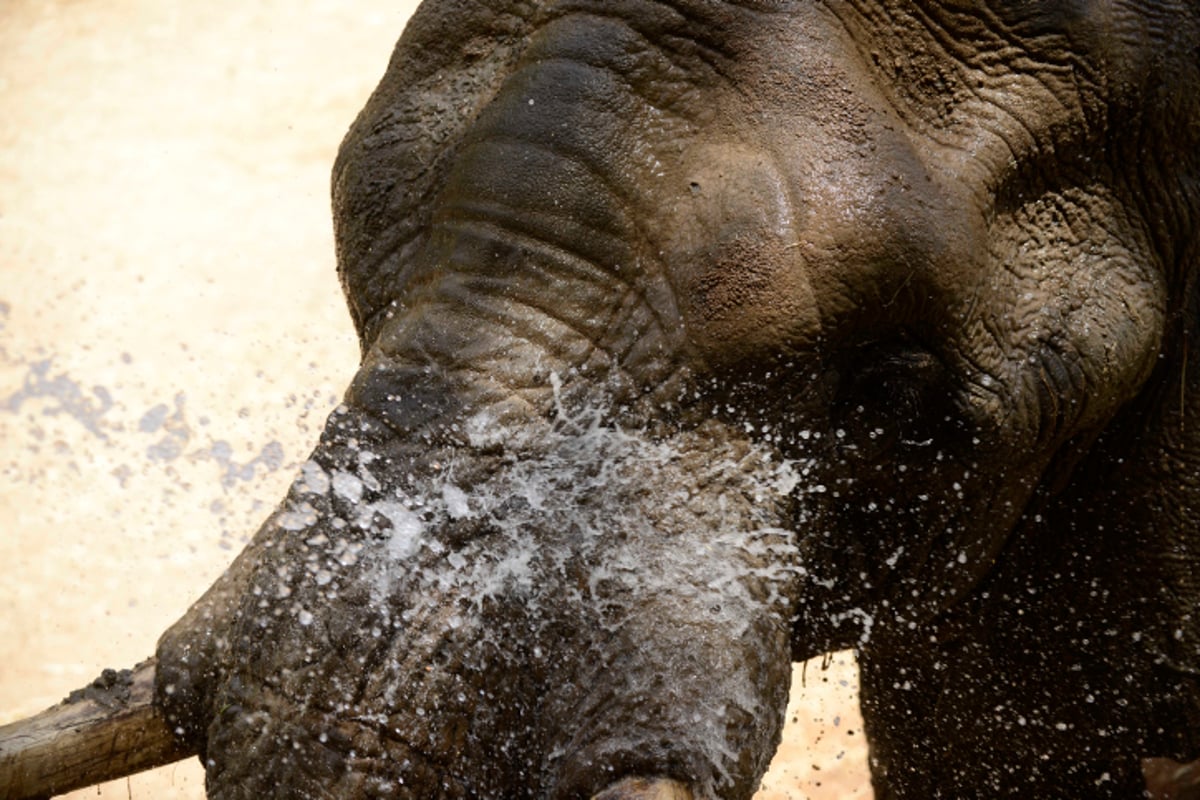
[591,777,695,800]
[0,658,194,800]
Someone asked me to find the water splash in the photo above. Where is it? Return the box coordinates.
[211,381,824,796]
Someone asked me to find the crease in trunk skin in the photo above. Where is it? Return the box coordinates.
[156,386,811,799]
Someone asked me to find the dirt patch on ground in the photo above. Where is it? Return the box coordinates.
[0,3,869,797]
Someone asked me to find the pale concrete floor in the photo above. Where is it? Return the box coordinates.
[0,2,870,797]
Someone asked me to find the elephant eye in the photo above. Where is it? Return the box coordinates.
[831,333,956,447]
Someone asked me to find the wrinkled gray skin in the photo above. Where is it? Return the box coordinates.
[154,2,1200,798]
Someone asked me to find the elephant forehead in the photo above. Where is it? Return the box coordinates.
[654,143,820,362]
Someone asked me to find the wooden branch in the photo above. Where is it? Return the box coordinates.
[0,658,196,800]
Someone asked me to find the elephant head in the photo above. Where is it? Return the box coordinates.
[3,2,1200,798]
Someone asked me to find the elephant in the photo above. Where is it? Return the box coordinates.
[3,0,1200,798]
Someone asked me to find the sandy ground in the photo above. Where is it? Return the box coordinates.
[0,2,870,797]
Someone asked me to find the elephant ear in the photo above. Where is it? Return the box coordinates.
[332,0,538,352]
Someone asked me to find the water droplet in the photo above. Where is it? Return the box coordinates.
[332,471,364,503]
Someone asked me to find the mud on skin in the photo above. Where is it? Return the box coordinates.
[9,0,1199,798]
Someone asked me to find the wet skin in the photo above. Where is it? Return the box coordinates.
[154,2,1200,798]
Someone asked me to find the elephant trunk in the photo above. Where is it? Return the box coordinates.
[142,26,812,787]
[145,385,805,799]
